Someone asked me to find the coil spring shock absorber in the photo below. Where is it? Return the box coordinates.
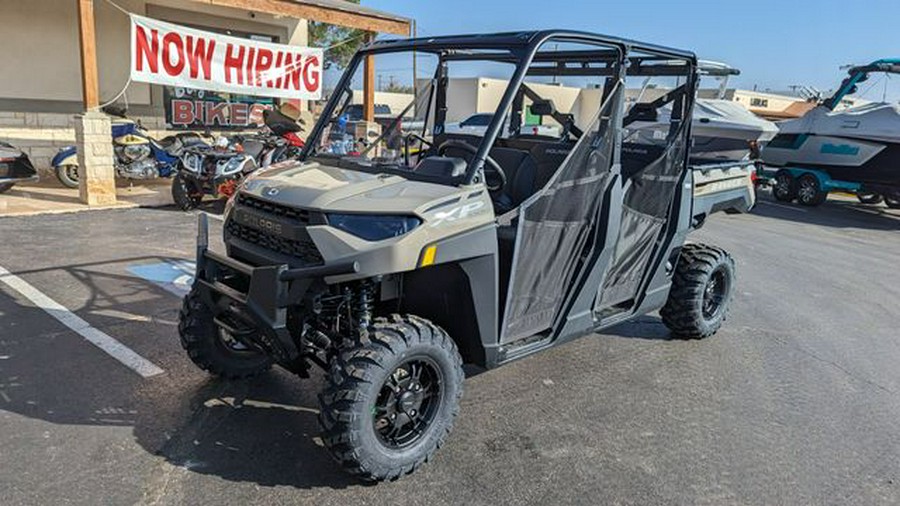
[355,281,376,330]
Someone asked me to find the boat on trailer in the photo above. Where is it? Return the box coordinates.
[762,59,900,206]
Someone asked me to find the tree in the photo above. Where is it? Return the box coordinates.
[384,82,414,94]
[308,0,368,70]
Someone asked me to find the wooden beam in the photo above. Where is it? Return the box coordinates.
[193,0,411,36]
[363,33,375,122]
[77,0,100,110]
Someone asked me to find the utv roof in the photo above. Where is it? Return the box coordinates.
[366,30,697,63]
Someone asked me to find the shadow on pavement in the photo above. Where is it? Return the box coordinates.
[133,374,359,490]
[0,257,358,490]
[752,192,900,231]
[603,315,672,341]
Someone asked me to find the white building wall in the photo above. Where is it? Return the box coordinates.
[0,0,307,175]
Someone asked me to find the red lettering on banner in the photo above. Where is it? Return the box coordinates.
[246,47,257,88]
[134,17,323,100]
[224,44,245,85]
[273,51,285,88]
[282,53,301,91]
[171,100,195,125]
[161,32,185,76]
[135,26,159,73]
[205,102,229,126]
[186,36,215,80]
[303,55,320,93]
[232,103,249,126]
[256,49,273,87]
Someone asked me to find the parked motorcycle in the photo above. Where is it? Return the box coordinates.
[51,106,208,188]
[171,137,258,210]
[0,141,39,193]
[170,109,305,210]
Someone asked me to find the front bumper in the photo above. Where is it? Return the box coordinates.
[192,214,358,364]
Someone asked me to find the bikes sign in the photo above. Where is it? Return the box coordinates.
[130,15,323,100]
[163,87,273,129]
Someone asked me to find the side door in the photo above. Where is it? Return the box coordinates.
[499,40,626,345]
[595,54,697,313]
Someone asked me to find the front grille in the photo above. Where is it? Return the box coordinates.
[226,220,324,265]
[237,193,311,224]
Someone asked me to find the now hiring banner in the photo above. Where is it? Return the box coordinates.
[129,14,324,101]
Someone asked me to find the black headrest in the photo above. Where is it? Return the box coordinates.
[415,156,467,178]
[529,99,557,117]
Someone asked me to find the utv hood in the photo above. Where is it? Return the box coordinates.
[240,160,462,215]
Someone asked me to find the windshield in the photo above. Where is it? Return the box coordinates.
[301,40,681,185]
[305,47,521,173]
[308,50,441,165]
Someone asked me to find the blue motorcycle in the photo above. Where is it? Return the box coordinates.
[51,106,207,188]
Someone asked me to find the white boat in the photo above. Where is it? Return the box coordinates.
[762,60,900,194]
[628,61,779,163]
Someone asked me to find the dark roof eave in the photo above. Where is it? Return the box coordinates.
[289,0,412,26]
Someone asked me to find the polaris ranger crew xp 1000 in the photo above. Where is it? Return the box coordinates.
[180,31,740,481]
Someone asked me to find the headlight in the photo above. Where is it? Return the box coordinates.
[181,153,202,173]
[219,155,256,176]
[327,214,421,242]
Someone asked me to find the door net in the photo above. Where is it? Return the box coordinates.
[599,81,692,307]
[501,84,623,343]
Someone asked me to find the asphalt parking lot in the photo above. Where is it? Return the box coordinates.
[1,195,899,505]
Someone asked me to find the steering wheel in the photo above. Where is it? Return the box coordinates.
[437,140,507,192]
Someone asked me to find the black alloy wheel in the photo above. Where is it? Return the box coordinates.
[373,358,443,449]
[796,173,827,206]
[772,170,797,202]
[702,266,729,321]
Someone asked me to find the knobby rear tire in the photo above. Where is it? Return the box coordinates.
[661,243,736,339]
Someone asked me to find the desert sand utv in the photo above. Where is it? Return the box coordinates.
[179,31,745,481]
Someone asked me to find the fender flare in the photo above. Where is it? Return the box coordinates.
[51,147,79,167]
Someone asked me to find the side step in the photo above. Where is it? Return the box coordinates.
[497,333,553,364]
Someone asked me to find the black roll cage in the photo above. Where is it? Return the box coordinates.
[299,30,698,187]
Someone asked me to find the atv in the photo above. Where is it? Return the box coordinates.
[179,31,739,481]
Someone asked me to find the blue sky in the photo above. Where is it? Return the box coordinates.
[366,0,900,99]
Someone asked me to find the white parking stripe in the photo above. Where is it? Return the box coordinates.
[0,265,164,378]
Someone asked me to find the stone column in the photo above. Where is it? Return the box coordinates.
[74,111,117,206]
